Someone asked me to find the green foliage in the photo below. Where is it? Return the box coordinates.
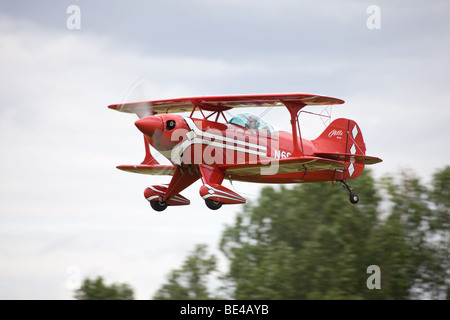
[220,170,381,299]
[376,167,450,299]
[153,244,218,300]
[426,167,450,299]
[217,167,450,299]
[74,276,134,300]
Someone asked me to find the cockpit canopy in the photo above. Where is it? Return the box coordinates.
[228,113,275,136]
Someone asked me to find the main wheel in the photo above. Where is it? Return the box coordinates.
[349,194,360,204]
[205,199,223,210]
[150,200,168,212]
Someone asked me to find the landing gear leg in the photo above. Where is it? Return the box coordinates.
[338,180,359,204]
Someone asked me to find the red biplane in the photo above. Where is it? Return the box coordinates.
[108,93,382,211]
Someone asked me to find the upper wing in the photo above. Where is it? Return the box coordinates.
[108,93,344,117]
[116,164,176,175]
[218,156,345,176]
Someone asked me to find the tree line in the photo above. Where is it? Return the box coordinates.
[75,166,450,300]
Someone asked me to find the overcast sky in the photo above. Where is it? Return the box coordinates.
[1,0,449,300]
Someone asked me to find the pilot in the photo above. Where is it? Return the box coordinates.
[245,114,259,130]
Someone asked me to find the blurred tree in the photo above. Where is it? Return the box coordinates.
[373,167,450,299]
[74,276,134,300]
[220,169,381,299]
[151,166,450,300]
[427,166,450,299]
[220,168,450,299]
[153,244,218,300]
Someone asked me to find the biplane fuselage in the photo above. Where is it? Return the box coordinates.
[137,114,348,184]
[109,93,382,211]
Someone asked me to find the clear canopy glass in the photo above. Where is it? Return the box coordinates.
[228,113,275,136]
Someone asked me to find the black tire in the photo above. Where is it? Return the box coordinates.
[150,200,168,212]
[349,194,360,204]
[205,199,223,210]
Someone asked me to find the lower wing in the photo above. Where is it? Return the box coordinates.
[116,156,345,177]
[218,156,345,176]
[314,153,382,165]
[116,164,176,175]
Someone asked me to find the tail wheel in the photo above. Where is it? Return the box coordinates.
[338,180,360,205]
[205,199,223,210]
[349,193,360,204]
[150,200,168,212]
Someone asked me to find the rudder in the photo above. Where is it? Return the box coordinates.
[312,118,367,179]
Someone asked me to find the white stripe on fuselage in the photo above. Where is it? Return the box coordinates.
[184,117,267,152]
[170,117,268,165]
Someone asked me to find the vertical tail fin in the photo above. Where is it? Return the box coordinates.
[312,118,368,179]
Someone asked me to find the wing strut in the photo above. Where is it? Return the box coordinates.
[190,100,229,123]
[282,101,307,157]
[141,135,159,165]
